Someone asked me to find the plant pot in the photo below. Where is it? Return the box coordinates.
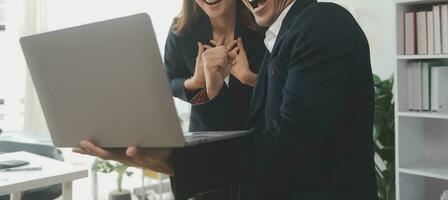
[108,189,132,200]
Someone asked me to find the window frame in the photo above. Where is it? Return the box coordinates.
[0,1,4,31]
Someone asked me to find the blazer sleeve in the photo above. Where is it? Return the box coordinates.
[164,31,196,102]
[172,4,373,199]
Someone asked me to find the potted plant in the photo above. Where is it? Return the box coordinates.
[91,158,134,200]
[373,75,395,200]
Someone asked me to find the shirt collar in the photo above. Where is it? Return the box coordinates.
[266,1,296,38]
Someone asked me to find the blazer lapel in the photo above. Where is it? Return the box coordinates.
[245,36,286,128]
[245,51,270,128]
[245,0,317,128]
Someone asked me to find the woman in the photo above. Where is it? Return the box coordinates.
[164,0,265,199]
[165,0,266,133]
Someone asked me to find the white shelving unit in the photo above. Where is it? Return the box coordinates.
[400,161,448,180]
[0,0,4,31]
[397,54,448,59]
[395,0,448,199]
[398,111,448,119]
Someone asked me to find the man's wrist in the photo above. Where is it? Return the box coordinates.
[184,77,203,91]
[239,70,257,87]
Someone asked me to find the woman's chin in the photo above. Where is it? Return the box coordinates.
[204,10,224,18]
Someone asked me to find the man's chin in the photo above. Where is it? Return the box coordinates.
[254,17,272,27]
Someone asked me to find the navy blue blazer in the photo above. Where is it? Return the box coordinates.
[164,13,266,132]
[172,1,378,200]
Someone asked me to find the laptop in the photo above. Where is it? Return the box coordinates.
[20,13,251,148]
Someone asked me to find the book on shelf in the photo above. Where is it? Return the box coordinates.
[408,62,417,110]
[405,12,416,55]
[442,5,448,53]
[402,4,448,55]
[428,11,435,55]
[431,66,448,112]
[434,5,442,54]
[407,62,447,112]
[422,62,430,110]
[414,62,422,110]
[417,11,428,54]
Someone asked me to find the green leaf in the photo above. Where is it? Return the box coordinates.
[91,158,115,173]
[373,75,382,85]
[373,74,396,200]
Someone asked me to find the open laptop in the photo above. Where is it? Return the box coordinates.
[20,13,251,148]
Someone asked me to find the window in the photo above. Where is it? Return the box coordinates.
[0,0,26,132]
[0,0,4,31]
[45,0,191,130]
[0,0,6,31]
[0,99,4,122]
[0,1,191,133]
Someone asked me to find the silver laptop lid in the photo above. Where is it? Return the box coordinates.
[20,13,185,148]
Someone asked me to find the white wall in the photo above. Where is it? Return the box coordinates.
[46,0,180,56]
[322,0,395,79]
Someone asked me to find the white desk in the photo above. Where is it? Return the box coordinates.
[0,151,88,200]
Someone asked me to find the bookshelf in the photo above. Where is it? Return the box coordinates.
[397,0,448,5]
[400,161,448,180]
[397,54,448,59]
[398,111,448,119]
[395,0,448,199]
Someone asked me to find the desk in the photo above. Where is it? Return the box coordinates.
[0,151,88,200]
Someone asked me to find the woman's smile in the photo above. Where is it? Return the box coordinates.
[203,0,222,6]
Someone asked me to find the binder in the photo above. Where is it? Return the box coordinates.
[417,11,428,54]
[441,5,448,53]
[431,66,448,111]
[405,12,416,55]
[427,11,435,55]
[422,62,430,110]
[434,5,442,54]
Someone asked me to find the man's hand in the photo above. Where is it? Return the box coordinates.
[231,38,257,87]
[202,37,239,99]
[184,42,207,91]
[73,141,174,175]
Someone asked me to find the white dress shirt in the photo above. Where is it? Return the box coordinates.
[226,1,298,86]
[264,1,296,52]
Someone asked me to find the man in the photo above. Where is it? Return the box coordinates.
[75,0,378,199]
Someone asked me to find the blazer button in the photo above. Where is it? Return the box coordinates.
[271,68,277,76]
